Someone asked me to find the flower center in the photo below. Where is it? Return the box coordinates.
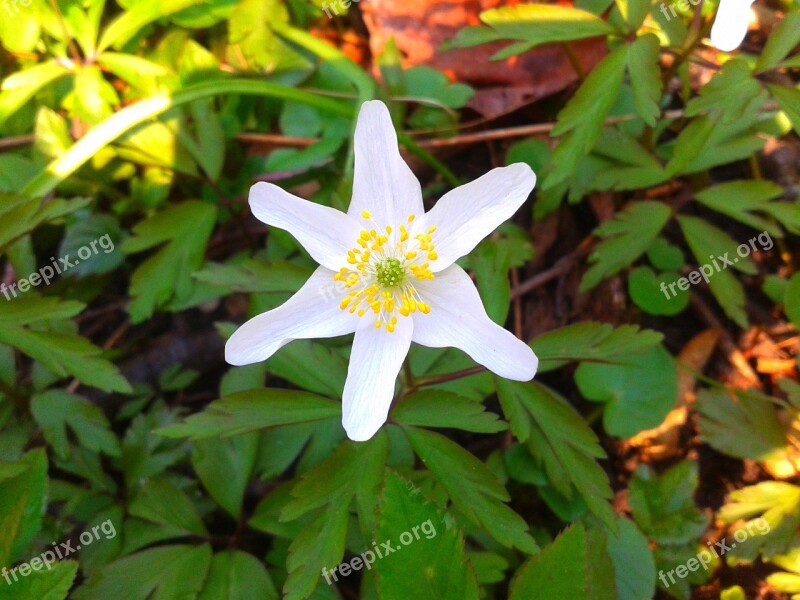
[375,258,405,288]
[334,212,436,333]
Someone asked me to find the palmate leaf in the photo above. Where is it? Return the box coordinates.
[628,34,662,126]
[509,523,616,600]
[575,345,678,438]
[717,482,800,561]
[122,201,217,324]
[191,434,258,519]
[580,201,672,291]
[375,470,479,600]
[197,551,278,600]
[530,321,663,372]
[403,426,538,553]
[496,380,615,528]
[545,45,629,189]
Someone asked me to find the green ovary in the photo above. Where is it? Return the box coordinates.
[375,258,405,288]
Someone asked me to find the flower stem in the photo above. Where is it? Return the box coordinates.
[413,365,486,388]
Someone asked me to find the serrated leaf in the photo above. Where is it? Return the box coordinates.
[694,180,785,237]
[0,449,47,561]
[628,34,661,126]
[404,426,537,553]
[530,321,662,372]
[128,478,208,536]
[756,12,800,72]
[677,215,754,327]
[0,560,78,600]
[392,390,506,433]
[496,380,615,527]
[575,345,678,438]
[375,470,479,600]
[0,194,90,254]
[696,389,792,463]
[771,84,800,139]
[545,45,629,188]
[192,434,257,519]
[30,390,120,459]
[122,201,217,323]
[73,544,212,600]
[509,523,616,600]
[581,201,672,291]
[158,389,341,439]
[197,550,279,600]
[628,267,689,316]
[603,517,656,600]
[629,462,708,545]
[717,482,800,560]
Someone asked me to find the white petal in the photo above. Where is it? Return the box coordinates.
[421,163,536,271]
[710,0,754,51]
[341,316,413,441]
[349,100,424,226]
[411,265,538,380]
[249,182,362,271]
[225,267,356,366]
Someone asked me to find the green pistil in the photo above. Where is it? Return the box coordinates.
[376,258,405,288]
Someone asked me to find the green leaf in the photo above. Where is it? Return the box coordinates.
[374,470,479,600]
[97,0,202,52]
[677,215,754,327]
[495,380,615,527]
[530,321,662,372]
[478,4,615,50]
[0,194,90,254]
[603,517,656,600]
[30,390,120,459]
[0,449,47,561]
[786,273,800,328]
[177,100,225,180]
[628,462,708,545]
[575,345,677,438]
[628,34,662,126]
[581,201,672,291]
[628,267,689,316]
[404,426,537,553]
[694,180,785,237]
[158,389,341,439]
[392,390,507,433]
[717,482,800,560]
[281,434,388,523]
[469,239,512,324]
[696,389,791,463]
[267,341,348,398]
[284,503,349,600]
[756,12,800,72]
[128,478,208,536]
[197,550,279,600]
[0,560,78,600]
[0,61,70,128]
[194,259,311,294]
[73,544,212,600]
[771,84,800,139]
[58,213,126,277]
[615,0,650,30]
[122,201,217,323]
[545,45,628,188]
[509,523,616,600]
[0,313,131,394]
[192,434,257,519]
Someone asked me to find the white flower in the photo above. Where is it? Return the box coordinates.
[225,100,538,441]
[710,0,755,51]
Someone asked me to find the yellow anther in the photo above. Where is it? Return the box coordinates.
[361,210,371,218]
[427,251,438,260]
[408,214,415,222]
[386,225,392,234]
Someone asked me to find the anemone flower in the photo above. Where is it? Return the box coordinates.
[226,100,538,441]
[710,0,756,51]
